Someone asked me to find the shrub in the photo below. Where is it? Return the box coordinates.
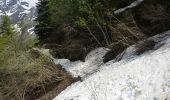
[0,32,65,100]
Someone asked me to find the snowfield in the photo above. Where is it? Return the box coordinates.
[53,31,170,100]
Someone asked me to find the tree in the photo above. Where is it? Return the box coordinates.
[35,0,81,44]
[35,0,52,44]
[0,15,13,35]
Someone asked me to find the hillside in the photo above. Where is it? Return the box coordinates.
[0,0,170,100]
[53,31,170,100]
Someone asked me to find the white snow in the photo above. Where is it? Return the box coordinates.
[54,48,110,78]
[20,10,31,14]
[0,10,17,16]
[20,0,38,7]
[13,24,21,33]
[53,31,170,100]
[0,0,35,16]
[6,0,12,5]
[27,27,34,34]
[114,0,144,14]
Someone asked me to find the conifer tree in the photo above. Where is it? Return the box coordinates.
[35,0,51,44]
[0,15,13,35]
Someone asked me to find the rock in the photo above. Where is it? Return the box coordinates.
[103,50,115,63]
[135,40,156,55]
[103,43,127,63]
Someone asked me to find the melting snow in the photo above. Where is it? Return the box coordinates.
[53,31,170,100]
[114,0,144,14]
[27,27,35,34]
[54,48,110,78]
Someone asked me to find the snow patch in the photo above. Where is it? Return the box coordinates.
[22,0,38,7]
[21,4,32,10]
[54,48,110,78]
[53,31,170,100]
[114,0,144,14]
[27,27,34,34]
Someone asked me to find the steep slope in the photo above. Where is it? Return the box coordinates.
[53,31,170,100]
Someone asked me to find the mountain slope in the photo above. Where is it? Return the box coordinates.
[53,31,170,100]
[0,0,38,35]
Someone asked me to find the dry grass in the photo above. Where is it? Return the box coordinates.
[108,14,146,48]
[0,49,65,100]
[0,34,73,100]
[101,14,147,62]
[94,15,145,61]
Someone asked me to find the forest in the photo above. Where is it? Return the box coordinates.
[35,0,170,61]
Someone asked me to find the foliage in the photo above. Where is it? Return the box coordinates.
[34,0,170,60]
[34,0,140,45]
[0,15,14,35]
[35,0,52,44]
[0,45,63,99]
[0,16,63,100]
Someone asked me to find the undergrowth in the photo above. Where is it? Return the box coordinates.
[0,33,64,100]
